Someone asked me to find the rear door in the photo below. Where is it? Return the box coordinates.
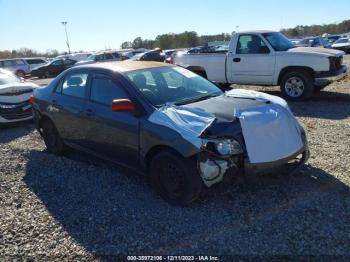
[229,34,276,85]
[84,73,140,166]
[50,71,89,145]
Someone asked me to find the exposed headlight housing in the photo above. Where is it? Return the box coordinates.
[210,139,243,156]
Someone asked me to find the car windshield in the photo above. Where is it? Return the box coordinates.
[0,72,21,85]
[334,38,349,44]
[262,32,295,51]
[125,66,223,107]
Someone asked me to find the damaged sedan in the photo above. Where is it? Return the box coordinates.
[32,61,309,206]
[0,69,38,125]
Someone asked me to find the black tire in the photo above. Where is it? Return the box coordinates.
[41,120,66,154]
[280,71,314,101]
[16,70,25,78]
[149,150,202,206]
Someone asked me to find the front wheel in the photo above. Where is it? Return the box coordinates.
[41,120,67,154]
[280,71,314,101]
[149,150,202,206]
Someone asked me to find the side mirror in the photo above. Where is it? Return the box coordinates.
[111,99,136,112]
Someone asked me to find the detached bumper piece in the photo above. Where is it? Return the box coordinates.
[0,101,33,123]
[198,152,242,187]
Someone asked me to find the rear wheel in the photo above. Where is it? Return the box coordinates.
[149,150,202,206]
[280,71,314,101]
[41,120,67,154]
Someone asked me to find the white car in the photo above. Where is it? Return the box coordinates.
[174,31,347,101]
[0,69,38,125]
[331,38,350,54]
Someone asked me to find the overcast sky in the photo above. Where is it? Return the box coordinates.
[0,0,349,52]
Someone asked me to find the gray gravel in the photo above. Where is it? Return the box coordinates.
[1,56,350,259]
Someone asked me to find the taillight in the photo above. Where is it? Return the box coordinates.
[29,95,34,104]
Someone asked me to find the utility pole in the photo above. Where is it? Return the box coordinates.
[61,21,71,54]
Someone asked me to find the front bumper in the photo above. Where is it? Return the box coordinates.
[244,145,309,177]
[315,65,348,85]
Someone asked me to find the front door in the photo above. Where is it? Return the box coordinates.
[84,73,140,167]
[229,34,276,85]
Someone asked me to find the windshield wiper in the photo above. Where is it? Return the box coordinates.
[175,93,220,105]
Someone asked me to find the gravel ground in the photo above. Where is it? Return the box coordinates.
[1,56,350,260]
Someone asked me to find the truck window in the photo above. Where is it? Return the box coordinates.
[237,35,269,54]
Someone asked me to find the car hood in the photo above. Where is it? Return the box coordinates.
[0,82,37,103]
[332,43,350,48]
[148,89,304,164]
[288,47,344,56]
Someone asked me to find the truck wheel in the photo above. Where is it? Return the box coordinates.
[149,150,202,206]
[41,120,67,154]
[194,70,207,79]
[280,71,314,101]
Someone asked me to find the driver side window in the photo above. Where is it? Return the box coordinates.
[90,74,128,106]
[237,35,270,54]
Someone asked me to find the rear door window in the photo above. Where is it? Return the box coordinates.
[105,53,114,60]
[58,72,89,99]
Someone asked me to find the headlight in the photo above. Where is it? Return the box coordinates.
[214,139,243,156]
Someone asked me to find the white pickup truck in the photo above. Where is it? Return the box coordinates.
[174,31,348,101]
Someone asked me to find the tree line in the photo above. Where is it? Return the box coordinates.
[0,48,60,60]
[281,19,350,37]
[121,31,231,50]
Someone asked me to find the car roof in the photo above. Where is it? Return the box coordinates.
[74,60,173,73]
[238,30,276,34]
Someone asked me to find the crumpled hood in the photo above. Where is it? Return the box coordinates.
[288,47,344,56]
[148,89,305,164]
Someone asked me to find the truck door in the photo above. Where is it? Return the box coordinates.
[228,34,276,85]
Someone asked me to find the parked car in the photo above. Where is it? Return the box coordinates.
[323,35,341,48]
[331,38,350,54]
[32,61,309,206]
[174,31,347,101]
[23,57,48,71]
[30,58,77,78]
[295,37,327,48]
[76,51,121,65]
[0,69,38,125]
[0,58,32,78]
[289,39,301,46]
[131,51,164,62]
[56,52,92,62]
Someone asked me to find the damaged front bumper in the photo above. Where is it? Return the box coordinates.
[244,145,309,177]
[198,144,309,187]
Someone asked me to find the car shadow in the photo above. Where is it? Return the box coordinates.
[0,122,34,144]
[23,149,350,255]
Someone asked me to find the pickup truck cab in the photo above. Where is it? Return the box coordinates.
[174,31,348,101]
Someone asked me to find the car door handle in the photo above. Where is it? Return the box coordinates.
[233,58,241,62]
[85,109,94,117]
